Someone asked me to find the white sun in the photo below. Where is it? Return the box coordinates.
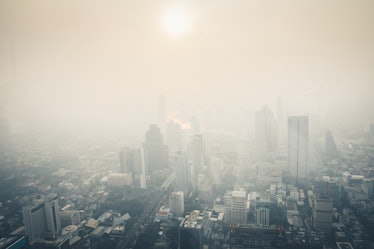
[162,4,193,36]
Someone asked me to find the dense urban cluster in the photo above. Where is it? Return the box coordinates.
[1,101,374,249]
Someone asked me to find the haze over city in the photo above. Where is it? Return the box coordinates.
[1,1,374,249]
[1,0,374,137]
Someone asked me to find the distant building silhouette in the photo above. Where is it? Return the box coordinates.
[325,131,338,159]
[188,134,204,189]
[255,105,277,159]
[119,147,129,172]
[288,116,308,185]
[175,150,190,195]
[143,124,168,172]
[166,120,182,153]
[158,94,166,133]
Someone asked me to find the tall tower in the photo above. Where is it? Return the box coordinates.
[255,105,277,159]
[119,147,129,172]
[169,191,185,217]
[166,120,182,153]
[158,94,166,133]
[224,190,248,224]
[44,194,61,239]
[175,150,190,194]
[144,124,168,172]
[191,134,204,181]
[288,116,309,185]
[22,194,61,244]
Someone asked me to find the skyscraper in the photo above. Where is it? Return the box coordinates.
[325,131,338,159]
[143,124,168,172]
[189,134,204,188]
[158,94,166,133]
[255,105,277,159]
[179,210,203,249]
[22,194,61,244]
[224,190,248,224]
[288,116,308,185]
[169,191,184,217]
[175,150,190,194]
[119,147,129,172]
[256,207,270,226]
[166,120,182,153]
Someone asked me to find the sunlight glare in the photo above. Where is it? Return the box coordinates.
[162,4,193,36]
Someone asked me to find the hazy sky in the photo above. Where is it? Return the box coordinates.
[1,0,374,133]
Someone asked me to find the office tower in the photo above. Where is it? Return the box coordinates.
[197,173,212,202]
[166,120,182,153]
[312,194,333,230]
[132,147,150,189]
[255,105,277,159]
[139,147,148,189]
[44,194,61,239]
[224,190,248,224]
[169,191,184,217]
[256,207,270,226]
[22,194,61,244]
[143,124,168,172]
[313,176,340,206]
[60,210,81,228]
[288,116,308,185]
[277,97,286,150]
[158,94,166,133]
[175,150,190,194]
[325,132,338,159]
[179,210,203,249]
[119,147,129,172]
[189,134,204,188]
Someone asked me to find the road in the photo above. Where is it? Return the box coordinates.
[116,178,174,249]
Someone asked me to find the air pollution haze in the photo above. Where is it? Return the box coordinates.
[0,0,374,137]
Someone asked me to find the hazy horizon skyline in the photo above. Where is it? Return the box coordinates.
[1,0,374,134]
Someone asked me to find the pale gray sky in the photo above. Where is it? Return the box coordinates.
[0,0,374,133]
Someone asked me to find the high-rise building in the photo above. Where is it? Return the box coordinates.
[158,94,166,133]
[189,134,204,188]
[288,116,308,185]
[132,147,150,189]
[166,120,182,153]
[256,207,270,226]
[312,194,333,230]
[325,132,338,159]
[60,210,81,228]
[277,97,286,151]
[224,190,248,224]
[255,105,277,159]
[143,124,168,172]
[175,150,190,194]
[179,210,203,249]
[22,194,61,244]
[119,147,129,173]
[169,191,184,217]
[139,147,148,189]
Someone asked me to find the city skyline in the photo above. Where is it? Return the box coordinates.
[0,1,373,135]
[0,1,374,249]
